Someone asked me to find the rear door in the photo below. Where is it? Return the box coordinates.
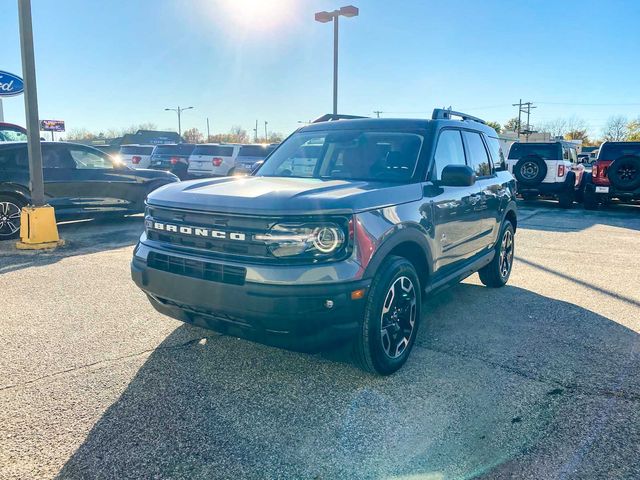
[64,144,141,212]
[42,144,81,212]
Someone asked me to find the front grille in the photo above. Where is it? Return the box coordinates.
[148,252,246,285]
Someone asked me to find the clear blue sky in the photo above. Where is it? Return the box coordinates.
[2,0,639,138]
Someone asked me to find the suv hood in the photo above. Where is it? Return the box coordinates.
[147,176,422,215]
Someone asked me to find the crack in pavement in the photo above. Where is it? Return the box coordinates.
[415,341,640,403]
[0,334,221,393]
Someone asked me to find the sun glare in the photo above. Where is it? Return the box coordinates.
[215,0,299,30]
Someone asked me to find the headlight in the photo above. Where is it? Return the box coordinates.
[255,222,346,258]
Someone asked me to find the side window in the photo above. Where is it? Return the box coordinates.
[0,149,25,169]
[462,131,492,177]
[569,148,578,164]
[562,147,569,160]
[485,136,505,170]
[69,147,113,169]
[433,129,466,180]
[43,146,76,169]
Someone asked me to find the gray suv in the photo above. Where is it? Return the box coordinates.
[131,109,517,374]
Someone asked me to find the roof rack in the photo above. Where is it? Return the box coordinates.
[312,113,369,123]
[432,108,485,125]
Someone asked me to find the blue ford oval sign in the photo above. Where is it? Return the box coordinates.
[0,71,24,97]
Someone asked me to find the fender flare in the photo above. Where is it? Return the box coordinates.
[362,225,433,281]
[0,183,31,204]
[500,200,518,231]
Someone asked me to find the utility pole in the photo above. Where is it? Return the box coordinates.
[264,121,268,141]
[18,0,44,207]
[164,106,193,137]
[512,99,536,141]
[206,117,210,141]
[0,99,4,122]
[254,119,258,142]
[373,110,383,118]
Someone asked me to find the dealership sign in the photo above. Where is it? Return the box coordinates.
[40,119,65,132]
[0,71,24,97]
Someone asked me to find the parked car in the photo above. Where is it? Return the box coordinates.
[506,141,585,208]
[583,141,640,209]
[233,144,277,174]
[0,141,179,239]
[132,109,517,375]
[148,143,196,180]
[0,123,28,142]
[187,144,241,178]
[119,144,155,169]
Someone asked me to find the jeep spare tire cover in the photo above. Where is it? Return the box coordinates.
[608,155,640,191]
[514,155,547,186]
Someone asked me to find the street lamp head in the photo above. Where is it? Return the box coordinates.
[339,5,359,17]
[164,108,172,111]
[185,106,194,110]
[314,11,333,23]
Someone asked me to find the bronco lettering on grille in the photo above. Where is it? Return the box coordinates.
[146,220,246,241]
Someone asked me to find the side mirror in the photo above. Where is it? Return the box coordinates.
[441,164,476,187]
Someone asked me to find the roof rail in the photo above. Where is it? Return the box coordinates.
[312,113,369,123]
[432,108,486,125]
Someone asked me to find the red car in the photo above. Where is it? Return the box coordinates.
[0,122,28,142]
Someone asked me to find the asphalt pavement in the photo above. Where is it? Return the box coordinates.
[0,201,639,479]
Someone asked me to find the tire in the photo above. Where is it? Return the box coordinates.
[557,186,574,209]
[0,195,26,240]
[607,155,640,191]
[583,188,599,210]
[479,222,515,288]
[514,155,547,186]
[353,256,421,375]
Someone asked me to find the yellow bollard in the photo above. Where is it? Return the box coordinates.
[15,205,64,250]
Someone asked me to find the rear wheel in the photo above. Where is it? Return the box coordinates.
[0,196,26,240]
[479,222,515,288]
[514,155,547,186]
[557,187,574,209]
[353,256,421,375]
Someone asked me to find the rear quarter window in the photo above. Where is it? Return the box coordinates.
[0,147,27,169]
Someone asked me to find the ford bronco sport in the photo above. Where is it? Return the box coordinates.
[506,141,585,208]
[131,109,518,375]
[583,141,640,209]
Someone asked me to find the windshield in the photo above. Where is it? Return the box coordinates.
[152,144,195,156]
[257,130,423,182]
[0,128,28,142]
[120,145,154,155]
[508,143,561,159]
[192,145,235,156]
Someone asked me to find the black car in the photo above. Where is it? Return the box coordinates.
[131,110,517,375]
[0,141,179,239]
[148,143,196,180]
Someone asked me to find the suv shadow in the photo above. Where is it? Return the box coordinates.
[55,284,640,479]
[0,216,142,274]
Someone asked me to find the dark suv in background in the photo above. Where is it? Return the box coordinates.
[149,143,196,180]
[0,142,178,239]
[584,141,640,209]
[131,109,517,375]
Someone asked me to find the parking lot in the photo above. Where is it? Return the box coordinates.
[1,201,639,479]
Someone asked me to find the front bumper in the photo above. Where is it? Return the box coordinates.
[131,243,369,352]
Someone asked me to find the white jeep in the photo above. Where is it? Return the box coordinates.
[506,141,585,208]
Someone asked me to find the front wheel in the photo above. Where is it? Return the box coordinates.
[0,196,26,240]
[583,189,599,210]
[557,188,574,209]
[479,222,515,288]
[353,256,421,375]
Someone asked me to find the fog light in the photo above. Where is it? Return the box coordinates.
[324,299,334,309]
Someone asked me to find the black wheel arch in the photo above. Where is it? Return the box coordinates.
[362,225,433,290]
[501,202,518,232]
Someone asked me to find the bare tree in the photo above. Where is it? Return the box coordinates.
[182,128,204,144]
[627,118,640,141]
[538,118,568,138]
[602,116,629,141]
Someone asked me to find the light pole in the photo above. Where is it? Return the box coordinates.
[164,106,193,137]
[314,5,358,116]
[264,121,268,140]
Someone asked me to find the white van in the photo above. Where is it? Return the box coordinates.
[187,144,241,177]
[119,144,154,169]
